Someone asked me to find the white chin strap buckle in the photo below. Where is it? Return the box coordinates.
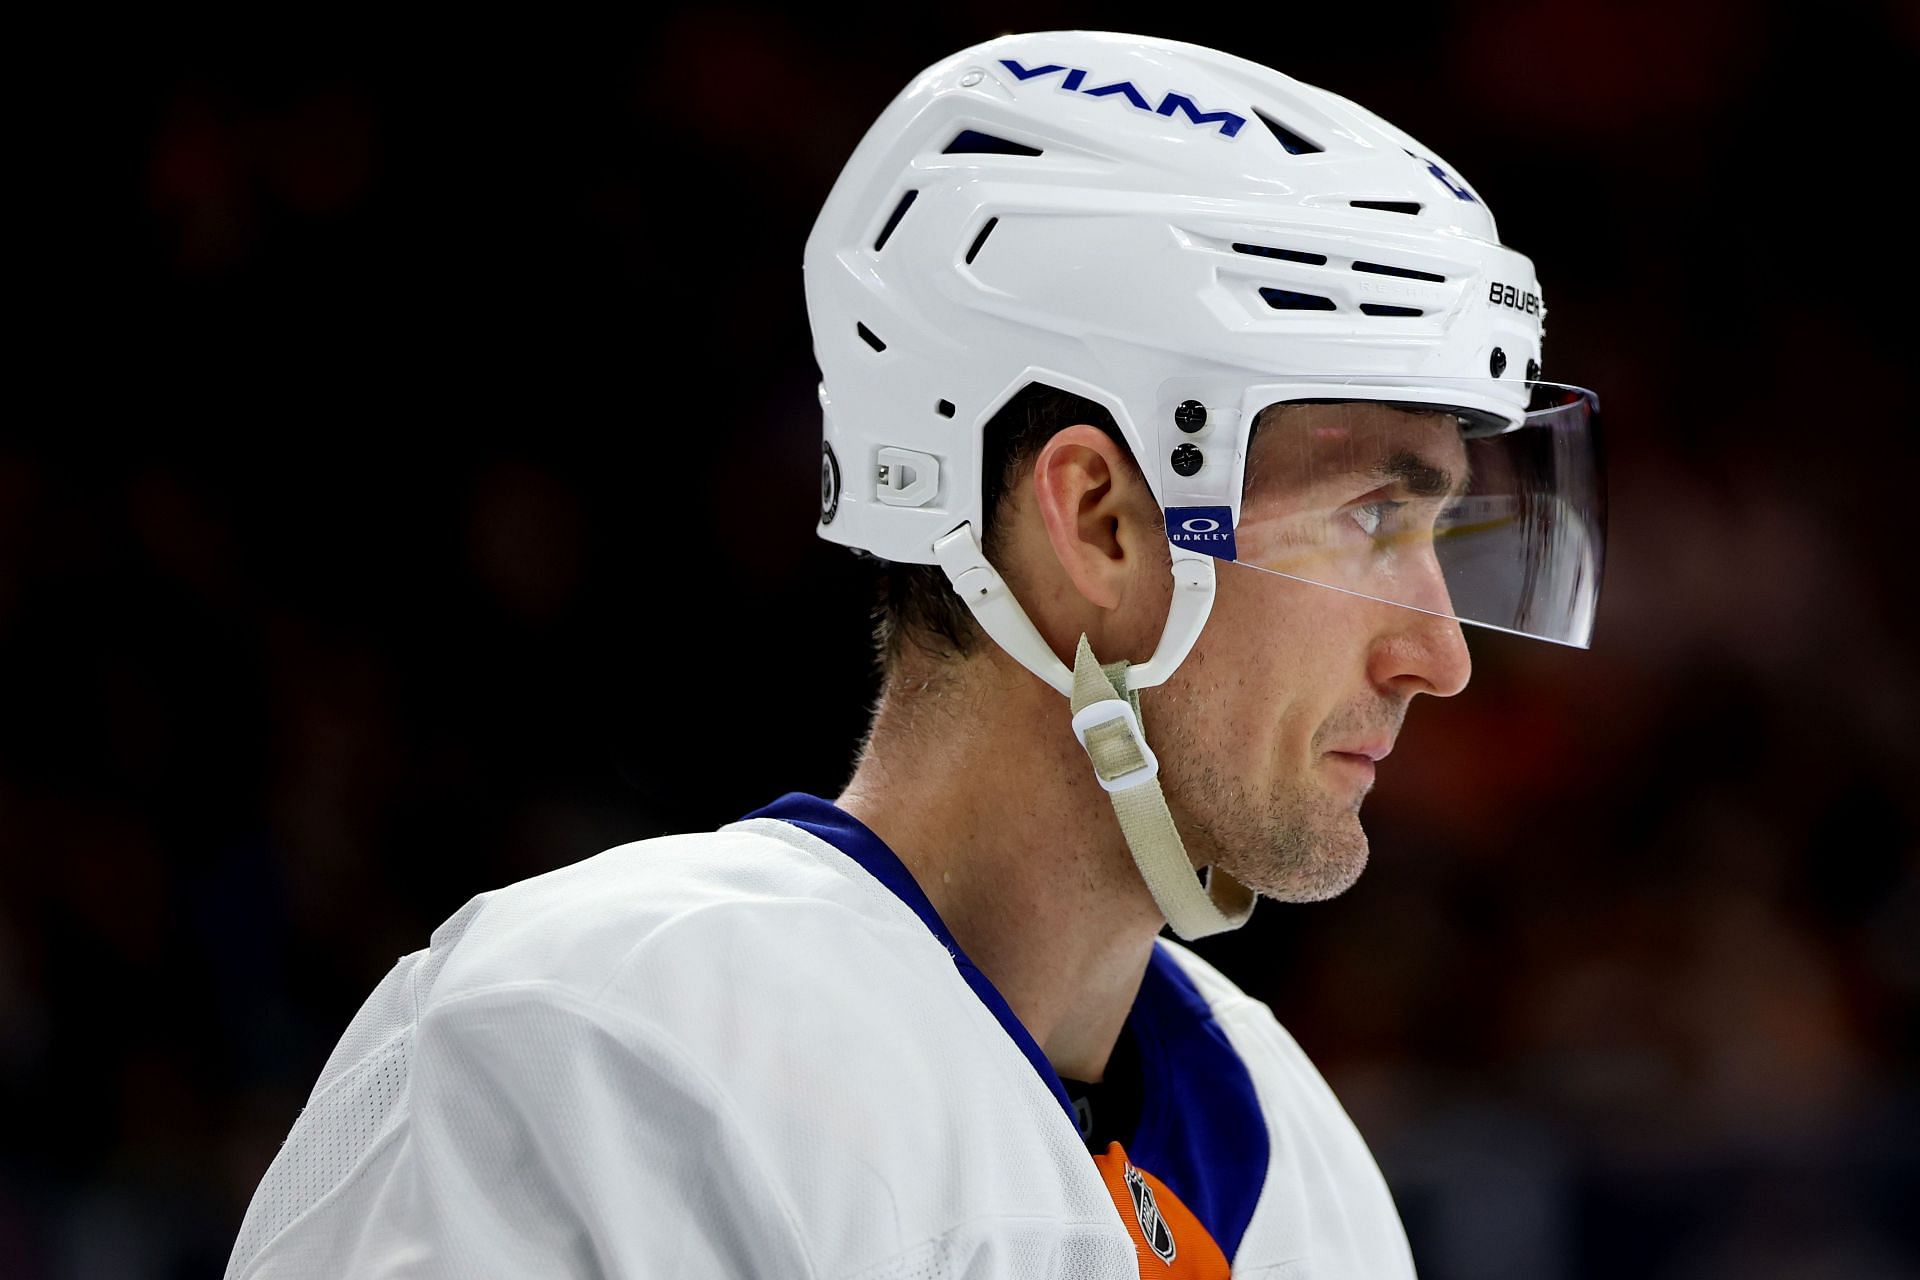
[1071,698,1159,793]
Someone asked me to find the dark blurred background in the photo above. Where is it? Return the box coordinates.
[6,3,1918,1276]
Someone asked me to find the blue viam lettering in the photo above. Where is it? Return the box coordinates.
[997,58,1245,138]
[999,59,1069,82]
[1084,80,1154,111]
[1155,94,1247,138]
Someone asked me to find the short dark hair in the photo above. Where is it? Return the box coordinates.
[870,383,1125,673]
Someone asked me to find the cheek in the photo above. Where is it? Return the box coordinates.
[1157,571,1305,756]
[1183,568,1373,763]
[1218,566,1319,685]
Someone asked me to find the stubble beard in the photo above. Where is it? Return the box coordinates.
[1168,750,1372,905]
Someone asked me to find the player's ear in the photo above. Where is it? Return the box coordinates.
[1029,425,1165,614]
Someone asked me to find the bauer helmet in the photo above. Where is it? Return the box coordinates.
[804,31,1604,937]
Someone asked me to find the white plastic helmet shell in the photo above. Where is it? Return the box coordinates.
[801,30,1575,938]
[805,29,1549,688]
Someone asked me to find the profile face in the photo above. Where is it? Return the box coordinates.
[1142,401,1474,903]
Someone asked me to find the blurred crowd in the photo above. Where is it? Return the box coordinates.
[4,4,1916,1276]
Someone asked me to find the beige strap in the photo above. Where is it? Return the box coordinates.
[1070,635,1255,940]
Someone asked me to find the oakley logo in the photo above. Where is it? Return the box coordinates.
[1166,506,1238,559]
[998,58,1246,138]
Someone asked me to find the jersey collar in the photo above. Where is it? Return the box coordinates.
[741,791,1080,1123]
[739,791,1269,1259]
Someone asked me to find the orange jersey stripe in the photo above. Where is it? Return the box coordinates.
[1090,1142,1231,1278]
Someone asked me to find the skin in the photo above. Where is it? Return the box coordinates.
[837,403,1473,1082]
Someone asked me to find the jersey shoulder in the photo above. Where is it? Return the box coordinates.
[235,818,1124,1279]
[414,818,928,1014]
[402,819,1118,1277]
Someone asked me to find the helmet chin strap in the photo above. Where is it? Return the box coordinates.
[933,524,1256,940]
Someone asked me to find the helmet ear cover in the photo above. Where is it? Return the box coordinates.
[872,383,1133,670]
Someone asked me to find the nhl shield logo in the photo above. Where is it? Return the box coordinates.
[1123,1162,1177,1263]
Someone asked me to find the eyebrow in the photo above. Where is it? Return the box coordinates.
[1370,449,1470,500]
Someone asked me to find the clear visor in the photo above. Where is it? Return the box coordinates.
[1188,378,1604,648]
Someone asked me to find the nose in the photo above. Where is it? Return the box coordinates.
[1368,597,1472,699]
[1378,541,1473,698]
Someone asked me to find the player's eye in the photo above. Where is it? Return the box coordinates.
[1349,499,1406,540]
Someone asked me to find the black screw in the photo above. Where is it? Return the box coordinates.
[1174,400,1207,433]
[1171,444,1203,477]
[1489,346,1508,377]
[820,443,840,524]
[1525,358,1541,382]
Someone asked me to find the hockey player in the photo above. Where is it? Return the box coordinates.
[226,31,1604,1279]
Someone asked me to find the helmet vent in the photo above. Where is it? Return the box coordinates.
[1359,303,1424,317]
[1354,260,1445,283]
[857,323,887,352]
[944,129,1043,157]
[1252,108,1323,155]
[1259,287,1336,311]
[936,399,956,418]
[873,190,919,251]
[1233,242,1328,266]
[1350,200,1422,215]
[965,217,999,265]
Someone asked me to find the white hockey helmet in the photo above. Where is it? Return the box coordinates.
[804,31,1604,936]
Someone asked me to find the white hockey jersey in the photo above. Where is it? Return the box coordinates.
[226,792,1416,1278]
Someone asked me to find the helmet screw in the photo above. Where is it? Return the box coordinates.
[1171,444,1203,477]
[1174,400,1207,433]
[1525,357,1541,382]
[959,67,984,87]
[1489,346,1508,377]
[820,442,841,524]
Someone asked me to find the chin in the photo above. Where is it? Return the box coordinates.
[1164,756,1376,905]
[1278,839,1370,903]
[1194,799,1372,906]
[1254,825,1370,904]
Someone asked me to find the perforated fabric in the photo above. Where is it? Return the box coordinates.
[227,951,422,1275]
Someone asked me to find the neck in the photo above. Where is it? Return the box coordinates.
[836,651,1168,1082]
